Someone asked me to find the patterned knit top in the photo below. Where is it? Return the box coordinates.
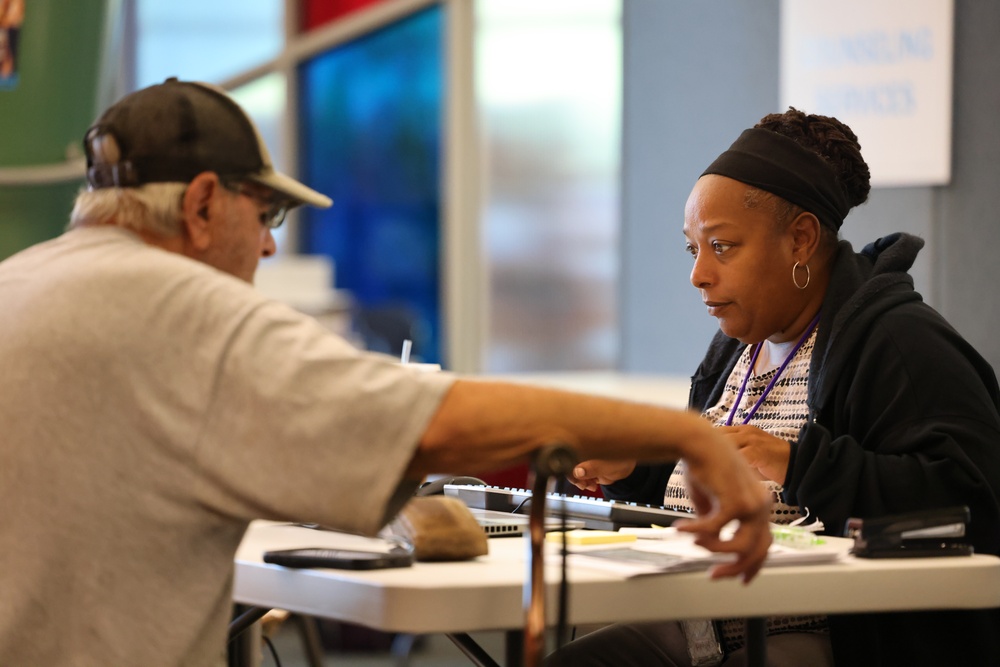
[664,328,828,651]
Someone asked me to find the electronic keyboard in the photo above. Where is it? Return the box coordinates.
[444,484,694,527]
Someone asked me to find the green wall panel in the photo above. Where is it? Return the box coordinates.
[0,182,77,257]
[0,0,108,259]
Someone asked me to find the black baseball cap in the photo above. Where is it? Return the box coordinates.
[84,77,332,209]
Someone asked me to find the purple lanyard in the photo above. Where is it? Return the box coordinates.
[725,312,821,427]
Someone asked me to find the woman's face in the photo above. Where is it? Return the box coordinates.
[683,175,802,344]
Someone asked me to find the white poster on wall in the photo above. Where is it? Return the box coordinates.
[780,0,954,187]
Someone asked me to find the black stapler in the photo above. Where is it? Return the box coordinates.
[845,506,973,558]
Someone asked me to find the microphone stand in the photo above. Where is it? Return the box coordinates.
[524,444,578,667]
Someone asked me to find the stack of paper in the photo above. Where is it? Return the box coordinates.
[561,527,849,577]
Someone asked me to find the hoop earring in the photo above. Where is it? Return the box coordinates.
[792,261,810,290]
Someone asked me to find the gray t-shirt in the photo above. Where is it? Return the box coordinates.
[0,226,454,666]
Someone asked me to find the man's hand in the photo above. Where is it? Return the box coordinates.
[566,460,637,492]
[718,424,792,484]
[674,429,772,583]
[413,379,772,581]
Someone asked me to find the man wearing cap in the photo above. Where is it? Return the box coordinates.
[0,79,772,666]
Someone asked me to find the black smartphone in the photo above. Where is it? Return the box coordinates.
[263,547,413,570]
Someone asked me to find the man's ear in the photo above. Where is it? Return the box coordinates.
[180,172,222,252]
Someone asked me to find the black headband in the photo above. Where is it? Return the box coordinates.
[701,128,850,232]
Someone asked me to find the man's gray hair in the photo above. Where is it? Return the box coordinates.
[68,183,188,238]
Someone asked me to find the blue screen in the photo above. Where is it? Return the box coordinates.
[298,6,443,364]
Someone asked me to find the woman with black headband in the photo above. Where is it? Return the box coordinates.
[547,108,1000,666]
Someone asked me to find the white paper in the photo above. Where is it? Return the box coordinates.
[564,528,848,577]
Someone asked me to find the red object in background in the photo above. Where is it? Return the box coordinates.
[301,0,387,30]
[480,463,604,499]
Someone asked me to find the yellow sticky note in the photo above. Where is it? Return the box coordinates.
[546,530,637,546]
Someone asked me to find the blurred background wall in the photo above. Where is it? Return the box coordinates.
[0,0,108,256]
[621,0,1000,375]
[1,0,998,376]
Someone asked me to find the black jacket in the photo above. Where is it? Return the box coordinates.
[606,233,1000,666]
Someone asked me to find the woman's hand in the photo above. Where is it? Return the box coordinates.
[675,428,772,583]
[718,424,792,484]
[566,459,637,492]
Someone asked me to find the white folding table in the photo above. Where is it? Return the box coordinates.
[233,521,1000,665]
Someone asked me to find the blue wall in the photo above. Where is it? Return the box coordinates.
[620,0,994,375]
